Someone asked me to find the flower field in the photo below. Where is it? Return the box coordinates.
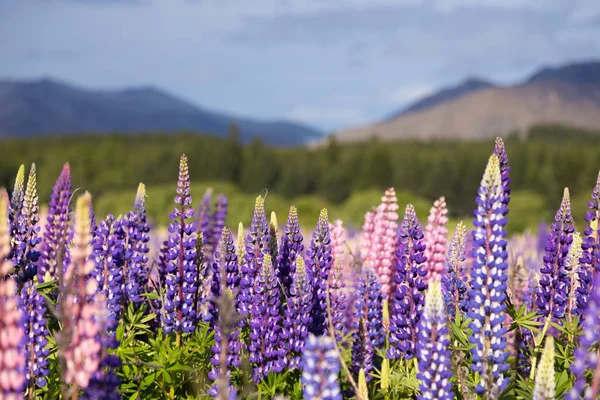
[1,138,600,400]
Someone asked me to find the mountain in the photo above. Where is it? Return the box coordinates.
[0,78,322,146]
[385,77,495,120]
[336,61,600,142]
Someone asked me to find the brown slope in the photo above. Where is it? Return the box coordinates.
[336,81,600,142]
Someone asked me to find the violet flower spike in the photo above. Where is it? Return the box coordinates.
[328,259,347,342]
[91,215,124,333]
[351,318,373,382]
[388,204,428,360]
[493,137,511,214]
[162,154,198,335]
[568,272,600,400]
[277,205,304,299]
[21,280,51,389]
[307,209,333,336]
[302,334,342,400]
[536,187,574,323]
[195,188,213,250]
[441,221,468,318]
[239,196,270,318]
[354,267,384,351]
[416,281,454,400]
[577,170,600,317]
[209,228,240,326]
[207,194,228,259]
[248,254,285,382]
[467,154,510,397]
[282,256,312,371]
[38,163,72,282]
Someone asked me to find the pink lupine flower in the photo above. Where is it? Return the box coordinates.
[360,211,375,266]
[61,192,101,390]
[424,196,449,282]
[329,219,347,266]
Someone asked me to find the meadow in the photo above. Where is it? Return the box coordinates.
[0,135,599,400]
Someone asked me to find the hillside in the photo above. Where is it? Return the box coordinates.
[336,61,600,142]
[0,78,322,146]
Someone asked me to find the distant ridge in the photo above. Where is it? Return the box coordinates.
[0,78,322,146]
[336,60,600,142]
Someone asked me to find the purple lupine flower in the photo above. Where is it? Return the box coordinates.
[307,209,333,336]
[493,137,511,214]
[568,272,600,400]
[239,196,269,318]
[13,165,41,283]
[577,171,600,317]
[354,267,383,350]
[467,155,510,397]
[0,192,27,398]
[441,221,468,318]
[209,228,240,325]
[388,204,428,360]
[208,229,242,391]
[536,188,574,322]
[302,334,342,400]
[328,259,347,341]
[9,165,28,282]
[351,318,373,381]
[38,163,72,282]
[277,205,304,299]
[20,281,50,389]
[206,194,228,260]
[123,183,151,308]
[91,215,124,332]
[248,254,285,381]
[282,256,312,371]
[162,154,199,335]
[195,188,213,249]
[416,281,454,400]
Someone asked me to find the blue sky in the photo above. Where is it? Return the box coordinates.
[1,0,599,132]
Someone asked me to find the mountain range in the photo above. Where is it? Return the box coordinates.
[0,78,322,146]
[336,60,600,142]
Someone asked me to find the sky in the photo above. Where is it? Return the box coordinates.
[1,0,600,132]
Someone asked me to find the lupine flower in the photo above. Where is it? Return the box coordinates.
[208,285,241,400]
[0,193,27,398]
[122,183,151,308]
[367,188,399,296]
[351,318,373,381]
[277,206,304,298]
[416,281,454,400]
[162,154,199,334]
[577,170,600,317]
[566,232,584,318]
[9,165,25,241]
[388,204,428,360]
[423,196,449,282]
[269,211,279,266]
[354,267,383,350]
[11,165,41,283]
[329,219,347,267]
[38,163,72,282]
[248,254,285,382]
[0,276,27,399]
[307,209,333,336]
[62,192,102,389]
[302,334,342,400]
[239,196,269,318]
[533,337,555,400]
[209,228,240,325]
[357,369,369,400]
[568,272,600,400]
[467,154,510,397]
[536,188,574,322]
[21,281,50,389]
[360,211,375,265]
[207,194,228,259]
[441,221,468,318]
[195,188,213,246]
[282,256,312,370]
[493,137,511,214]
[91,215,124,332]
[328,259,347,341]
